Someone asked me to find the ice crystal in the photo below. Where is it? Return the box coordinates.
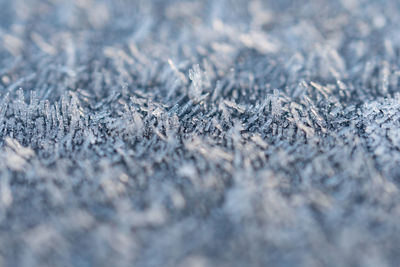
[0,0,400,267]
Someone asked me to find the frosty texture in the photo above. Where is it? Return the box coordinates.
[1,0,400,266]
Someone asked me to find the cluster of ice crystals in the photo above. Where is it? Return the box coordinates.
[1,0,400,266]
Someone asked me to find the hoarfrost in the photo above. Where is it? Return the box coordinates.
[0,0,400,267]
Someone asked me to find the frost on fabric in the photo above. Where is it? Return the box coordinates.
[1,0,400,266]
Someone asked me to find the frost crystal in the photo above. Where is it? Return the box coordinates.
[0,0,400,267]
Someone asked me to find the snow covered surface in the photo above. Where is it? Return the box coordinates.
[1,0,400,266]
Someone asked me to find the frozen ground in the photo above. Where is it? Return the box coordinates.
[1,0,400,266]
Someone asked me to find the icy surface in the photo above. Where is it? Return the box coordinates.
[1,0,400,266]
